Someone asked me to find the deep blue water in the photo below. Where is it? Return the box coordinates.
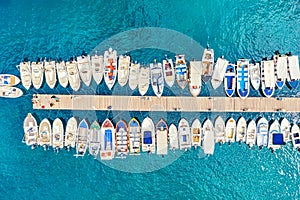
[0,0,300,199]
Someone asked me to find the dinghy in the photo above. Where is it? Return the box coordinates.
[214,116,226,144]
[268,120,284,151]
[138,65,150,96]
[256,117,269,148]
[104,48,117,90]
[189,61,202,97]
[117,55,130,87]
[202,119,215,155]
[66,58,80,91]
[77,53,92,87]
[236,59,250,99]
[76,119,89,156]
[280,118,291,143]
[287,55,300,89]
[31,59,44,89]
[56,59,69,88]
[246,120,256,148]
[150,61,164,97]
[178,118,191,150]
[115,120,129,158]
[100,118,115,160]
[169,124,179,150]
[274,55,288,89]
[291,124,300,150]
[225,118,236,144]
[23,113,38,149]
[0,86,23,98]
[224,63,236,97]
[163,58,175,87]
[249,62,260,90]
[38,118,52,150]
[128,118,141,155]
[211,56,228,89]
[191,119,201,148]
[156,119,168,156]
[141,117,155,153]
[19,59,32,90]
[201,46,214,83]
[91,54,104,85]
[128,62,140,90]
[0,74,20,87]
[64,117,77,150]
[236,117,247,143]
[89,120,101,158]
[44,59,57,89]
[175,55,188,89]
[261,60,275,98]
[52,118,64,152]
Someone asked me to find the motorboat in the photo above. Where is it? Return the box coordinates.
[64,117,77,151]
[0,74,20,86]
[246,120,256,148]
[225,117,236,144]
[256,117,269,148]
[236,117,247,143]
[211,56,228,89]
[52,118,64,152]
[224,63,236,97]
[162,58,175,87]
[178,118,191,150]
[100,118,115,160]
[141,117,155,153]
[91,54,104,85]
[202,119,215,155]
[44,59,57,89]
[23,113,38,149]
[89,120,101,158]
[128,62,140,90]
[156,119,168,156]
[261,60,275,98]
[189,61,202,97]
[19,59,31,90]
[75,119,89,156]
[117,55,130,87]
[104,48,118,90]
[150,61,164,97]
[236,59,250,99]
[175,54,188,89]
[214,116,226,144]
[201,45,214,83]
[191,119,201,148]
[268,120,284,151]
[169,124,179,150]
[128,118,141,155]
[138,65,150,96]
[115,120,129,158]
[38,118,52,150]
[77,52,92,87]
[287,55,300,89]
[0,86,23,98]
[56,59,69,88]
[66,58,80,91]
[249,61,260,90]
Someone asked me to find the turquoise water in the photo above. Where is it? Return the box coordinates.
[1,0,300,199]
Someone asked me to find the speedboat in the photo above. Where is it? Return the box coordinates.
[104,48,118,90]
[274,54,287,89]
[0,86,23,98]
[280,118,291,143]
[44,59,57,89]
[291,124,300,150]
[128,118,141,155]
[156,119,168,156]
[211,56,228,89]
[117,55,130,87]
[261,60,275,98]
[138,65,150,96]
[169,124,179,150]
[236,117,247,143]
[268,120,284,151]
[91,54,104,85]
[0,74,20,86]
[256,117,269,148]
[162,58,175,87]
[38,118,52,150]
[189,61,202,97]
[224,63,236,97]
[141,117,155,154]
[64,117,77,151]
[178,118,191,150]
[246,120,256,148]
[56,59,69,88]
[89,120,101,158]
[23,113,38,149]
[115,120,129,158]
[175,54,188,89]
[287,55,300,89]
[100,118,115,160]
[236,59,250,99]
[225,117,236,144]
[30,59,44,89]
[201,46,214,83]
[66,58,80,91]
[77,52,92,87]
[128,62,140,90]
[150,61,164,97]
[52,118,64,152]
[249,61,260,90]
[191,118,201,148]
[214,116,226,145]
[19,59,31,90]
[202,119,215,155]
[76,119,89,156]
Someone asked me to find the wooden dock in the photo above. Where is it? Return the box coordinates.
[31,94,300,112]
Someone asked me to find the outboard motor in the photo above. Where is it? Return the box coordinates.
[31,144,36,150]
[43,144,47,151]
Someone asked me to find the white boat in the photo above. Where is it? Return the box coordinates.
[256,117,269,148]
[64,117,77,150]
[261,60,275,98]
[19,60,31,90]
[44,59,57,89]
[0,74,20,87]
[224,64,236,97]
[30,59,44,89]
[201,46,214,83]
[76,119,89,156]
[128,62,140,90]
[225,118,236,144]
[56,59,69,88]
[287,55,300,89]
[236,59,250,99]
[91,54,104,85]
[178,118,191,150]
[128,118,141,155]
[89,120,101,158]
[141,117,155,153]
[77,53,92,87]
[175,55,188,89]
[38,118,52,150]
[189,61,202,97]
[66,59,80,91]
[118,55,130,87]
[156,119,168,156]
[150,62,164,97]
[280,118,291,143]
[202,119,215,155]
[100,118,115,160]
[23,113,38,149]
[115,120,129,158]
[274,55,287,89]
[214,116,226,144]
[191,119,201,148]
[52,118,64,152]
[0,86,23,98]
[211,56,228,89]
[249,62,260,90]
[268,120,284,151]
[162,58,175,87]
[169,124,179,150]
[104,48,117,90]
[246,120,256,148]
[138,65,150,96]
[291,124,300,150]
[236,117,247,143]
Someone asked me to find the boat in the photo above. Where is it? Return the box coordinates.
[128,62,140,90]
[191,119,201,148]
[52,118,64,152]
[91,54,104,85]
[211,56,228,89]
[202,119,215,155]
[117,55,130,87]
[169,124,179,150]
[256,117,269,148]
[75,119,89,156]
[150,61,164,97]
[280,118,291,143]
[88,120,101,158]
[201,46,214,83]
[246,120,256,148]
[66,58,80,91]
[100,118,115,160]
[274,55,287,89]
[44,59,57,89]
[224,63,236,97]
[162,58,175,87]
[268,120,284,151]
[225,118,236,144]
[178,118,191,150]
[236,59,250,99]
[141,117,155,153]
[77,52,92,87]
[175,54,188,89]
[261,60,275,98]
[115,120,129,158]
[0,74,20,87]
[156,119,168,156]
[189,61,202,97]
[30,59,44,89]
[23,113,38,149]
[138,65,150,96]
[128,118,141,155]
[287,55,300,89]
[38,118,52,150]
[249,62,260,90]
[104,48,117,90]
[64,117,77,150]
[19,59,31,90]
[0,86,23,98]
[56,59,69,88]
[214,116,226,144]
[235,117,247,143]
[291,124,300,150]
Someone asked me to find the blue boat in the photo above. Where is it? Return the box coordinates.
[224,64,236,97]
[236,59,250,99]
[175,55,188,89]
[287,55,300,89]
[76,119,89,156]
[268,120,283,151]
[260,60,275,98]
[100,118,115,160]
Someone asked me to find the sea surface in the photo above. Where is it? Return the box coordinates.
[0,0,300,199]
